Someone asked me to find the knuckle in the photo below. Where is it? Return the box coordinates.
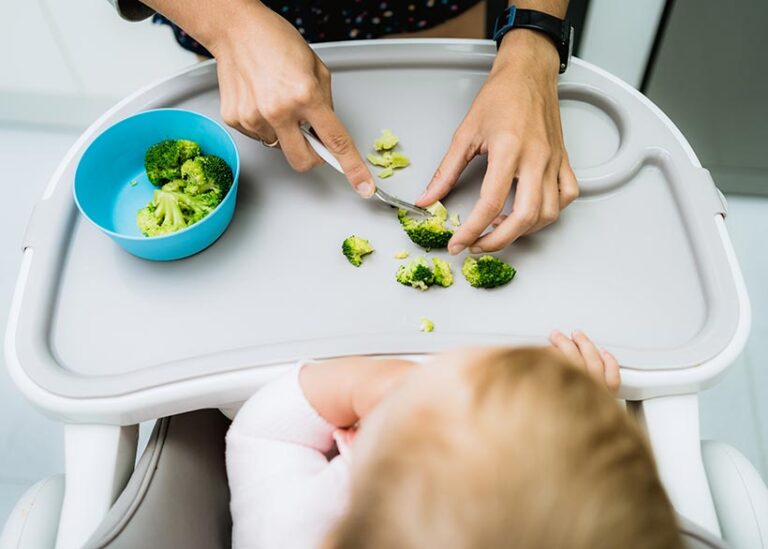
[291,79,319,107]
[516,208,540,228]
[539,206,560,225]
[344,161,369,182]
[260,101,290,123]
[324,131,353,156]
[493,131,521,151]
[292,157,316,173]
[220,108,239,128]
[478,194,506,216]
[560,183,580,203]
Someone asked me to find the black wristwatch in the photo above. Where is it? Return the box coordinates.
[493,5,574,74]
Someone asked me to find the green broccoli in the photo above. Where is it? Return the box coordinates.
[396,256,435,291]
[397,201,454,250]
[432,258,454,287]
[137,190,187,236]
[419,317,435,333]
[342,236,374,267]
[462,255,516,288]
[144,139,201,185]
[181,155,234,197]
[378,167,394,179]
[373,129,399,151]
[137,187,218,237]
[367,153,389,167]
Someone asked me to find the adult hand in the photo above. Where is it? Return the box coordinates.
[171,0,375,198]
[417,30,579,254]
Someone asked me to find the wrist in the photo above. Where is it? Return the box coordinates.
[494,29,561,77]
[199,0,267,56]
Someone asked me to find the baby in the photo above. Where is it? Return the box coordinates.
[226,331,682,549]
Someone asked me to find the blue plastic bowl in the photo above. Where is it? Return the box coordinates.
[74,109,240,261]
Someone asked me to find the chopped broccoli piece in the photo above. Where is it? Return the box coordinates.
[397,201,454,250]
[181,155,234,197]
[144,139,201,185]
[388,152,410,168]
[396,256,435,291]
[449,213,461,227]
[420,317,435,333]
[393,250,410,260]
[378,167,394,179]
[432,258,454,287]
[462,255,516,288]
[373,129,399,151]
[367,153,389,167]
[342,235,374,267]
[426,201,448,221]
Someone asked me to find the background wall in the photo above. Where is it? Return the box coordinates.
[0,0,195,128]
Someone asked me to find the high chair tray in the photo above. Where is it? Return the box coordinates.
[8,40,744,404]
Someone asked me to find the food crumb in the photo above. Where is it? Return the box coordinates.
[394,250,410,259]
[449,213,461,227]
[419,317,435,333]
[129,180,138,187]
[377,167,394,179]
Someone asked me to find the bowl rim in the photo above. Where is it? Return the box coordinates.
[73,108,241,242]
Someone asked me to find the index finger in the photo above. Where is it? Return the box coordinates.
[448,149,516,255]
[307,106,375,198]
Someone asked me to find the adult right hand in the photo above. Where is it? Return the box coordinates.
[148,0,376,198]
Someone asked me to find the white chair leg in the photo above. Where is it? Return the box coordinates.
[55,424,138,549]
[628,394,722,538]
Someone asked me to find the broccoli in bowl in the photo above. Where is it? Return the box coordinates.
[137,139,234,237]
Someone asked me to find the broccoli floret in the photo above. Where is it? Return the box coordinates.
[144,139,201,185]
[137,188,219,237]
[432,258,454,287]
[419,317,435,333]
[462,255,516,288]
[161,179,185,192]
[137,190,187,236]
[342,236,374,267]
[396,256,435,291]
[181,155,234,197]
[373,129,399,151]
[397,201,454,250]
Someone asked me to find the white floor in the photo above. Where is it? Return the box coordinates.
[0,125,766,527]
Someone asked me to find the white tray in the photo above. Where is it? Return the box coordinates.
[6,41,747,415]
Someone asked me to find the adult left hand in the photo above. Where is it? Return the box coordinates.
[417,30,579,255]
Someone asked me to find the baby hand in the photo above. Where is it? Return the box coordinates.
[549,330,620,394]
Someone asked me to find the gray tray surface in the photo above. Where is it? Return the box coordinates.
[14,41,737,398]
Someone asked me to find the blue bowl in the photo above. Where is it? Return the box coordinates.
[74,109,240,261]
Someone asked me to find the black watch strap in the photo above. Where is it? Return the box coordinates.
[493,6,573,74]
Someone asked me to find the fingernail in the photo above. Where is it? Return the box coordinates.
[448,243,465,255]
[469,246,482,254]
[356,181,375,198]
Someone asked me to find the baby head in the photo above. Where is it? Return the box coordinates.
[329,347,681,549]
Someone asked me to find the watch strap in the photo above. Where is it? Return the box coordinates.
[493,6,573,74]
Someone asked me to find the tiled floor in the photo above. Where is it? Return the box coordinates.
[0,125,766,528]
